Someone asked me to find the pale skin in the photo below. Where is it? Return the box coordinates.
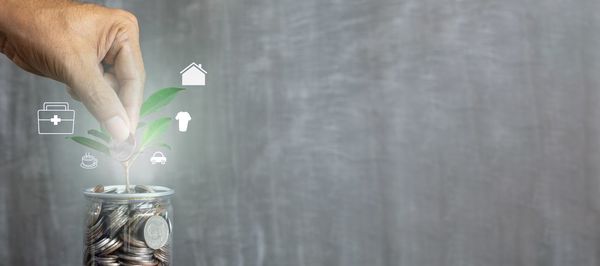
[0,0,145,142]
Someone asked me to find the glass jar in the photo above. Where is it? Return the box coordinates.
[83,185,174,266]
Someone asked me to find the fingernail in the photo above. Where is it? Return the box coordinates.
[103,116,130,142]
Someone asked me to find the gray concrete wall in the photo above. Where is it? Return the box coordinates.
[1,0,600,265]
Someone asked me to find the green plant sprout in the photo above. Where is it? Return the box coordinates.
[67,87,185,191]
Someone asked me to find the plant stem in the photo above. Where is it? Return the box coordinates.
[123,149,144,193]
[123,161,131,193]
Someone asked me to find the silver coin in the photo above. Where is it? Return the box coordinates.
[87,202,102,227]
[122,245,154,255]
[104,187,118,193]
[143,215,170,249]
[84,191,172,265]
[110,134,137,161]
[86,216,105,245]
[122,231,147,248]
[135,185,155,193]
[154,246,170,263]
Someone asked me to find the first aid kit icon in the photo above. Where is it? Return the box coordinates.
[37,102,75,135]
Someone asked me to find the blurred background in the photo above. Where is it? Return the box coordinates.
[2,0,600,265]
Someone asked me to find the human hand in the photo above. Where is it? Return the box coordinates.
[0,0,145,142]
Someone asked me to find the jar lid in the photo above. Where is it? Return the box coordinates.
[83,185,174,200]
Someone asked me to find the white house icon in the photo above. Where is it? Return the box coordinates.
[180,62,207,86]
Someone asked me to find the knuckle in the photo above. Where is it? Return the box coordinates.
[76,81,110,109]
[81,87,103,104]
[116,10,139,28]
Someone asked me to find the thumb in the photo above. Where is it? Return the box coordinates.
[68,66,131,142]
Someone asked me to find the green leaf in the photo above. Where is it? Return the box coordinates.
[140,87,185,117]
[87,129,111,143]
[68,136,110,155]
[158,143,172,150]
[137,122,146,129]
[99,126,108,136]
[141,117,171,148]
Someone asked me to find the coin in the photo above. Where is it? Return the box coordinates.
[107,205,129,238]
[84,185,172,265]
[143,215,170,249]
[93,185,104,193]
[135,185,155,193]
[86,216,105,245]
[110,134,137,162]
[154,246,170,263]
[86,201,102,227]
[104,186,118,193]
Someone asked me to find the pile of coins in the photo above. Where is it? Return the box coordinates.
[84,185,172,266]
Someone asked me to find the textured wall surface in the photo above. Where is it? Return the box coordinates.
[1,0,600,265]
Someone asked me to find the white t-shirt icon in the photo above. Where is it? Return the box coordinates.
[175,111,191,132]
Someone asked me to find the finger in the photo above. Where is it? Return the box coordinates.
[66,71,116,102]
[103,72,119,91]
[66,64,119,107]
[65,86,81,101]
[111,40,145,134]
[69,60,131,142]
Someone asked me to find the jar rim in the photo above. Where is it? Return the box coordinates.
[83,185,174,200]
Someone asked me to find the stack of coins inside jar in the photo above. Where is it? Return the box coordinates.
[84,185,174,266]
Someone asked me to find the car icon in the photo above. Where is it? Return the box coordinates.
[150,151,167,165]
